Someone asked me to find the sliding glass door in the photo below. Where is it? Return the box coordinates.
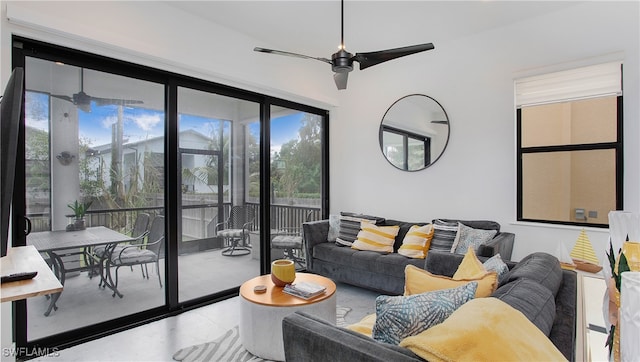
[176,87,260,302]
[22,56,166,340]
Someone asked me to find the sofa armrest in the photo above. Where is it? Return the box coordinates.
[302,220,330,270]
[478,232,515,260]
[283,312,423,362]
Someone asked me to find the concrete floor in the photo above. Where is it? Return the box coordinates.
[27,248,261,341]
[30,282,379,361]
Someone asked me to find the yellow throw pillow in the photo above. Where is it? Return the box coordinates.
[351,222,400,253]
[400,297,567,362]
[453,247,487,280]
[345,313,376,338]
[404,264,498,298]
[398,224,434,259]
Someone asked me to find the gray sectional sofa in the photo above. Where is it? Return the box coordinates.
[303,218,515,295]
[283,251,577,361]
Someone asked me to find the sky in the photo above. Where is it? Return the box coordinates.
[79,102,303,152]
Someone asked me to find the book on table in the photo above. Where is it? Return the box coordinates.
[283,281,326,299]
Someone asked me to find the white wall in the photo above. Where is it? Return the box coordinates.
[1,0,638,352]
[329,1,639,262]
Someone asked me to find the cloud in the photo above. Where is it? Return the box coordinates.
[101,115,117,129]
[130,113,162,131]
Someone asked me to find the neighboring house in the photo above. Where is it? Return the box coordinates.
[89,129,217,195]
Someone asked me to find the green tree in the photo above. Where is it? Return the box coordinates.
[274,114,321,199]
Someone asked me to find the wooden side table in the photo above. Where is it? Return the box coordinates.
[239,273,336,361]
[1,245,63,302]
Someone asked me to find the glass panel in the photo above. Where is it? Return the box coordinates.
[521,96,617,147]
[177,87,259,302]
[521,149,616,224]
[407,137,426,171]
[24,57,166,339]
[269,106,322,269]
[382,131,405,169]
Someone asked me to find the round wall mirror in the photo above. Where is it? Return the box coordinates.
[379,94,450,171]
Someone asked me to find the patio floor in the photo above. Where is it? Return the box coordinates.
[27,248,260,341]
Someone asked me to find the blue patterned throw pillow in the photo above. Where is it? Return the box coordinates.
[483,253,509,283]
[372,282,478,345]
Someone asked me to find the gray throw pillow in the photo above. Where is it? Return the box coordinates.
[429,219,458,252]
[327,214,340,242]
[335,212,384,247]
[483,253,509,283]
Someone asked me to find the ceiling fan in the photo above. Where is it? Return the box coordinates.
[254,0,434,90]
[51,68,143,113]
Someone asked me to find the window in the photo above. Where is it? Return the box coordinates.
[516,62,623,226]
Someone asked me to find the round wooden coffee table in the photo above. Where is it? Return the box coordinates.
[239,273,337,361]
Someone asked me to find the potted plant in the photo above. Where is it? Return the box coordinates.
[67,200,93,231]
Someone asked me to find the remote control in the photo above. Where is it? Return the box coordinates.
[1,271,38,284]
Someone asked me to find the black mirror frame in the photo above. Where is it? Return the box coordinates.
[378,94,450,172]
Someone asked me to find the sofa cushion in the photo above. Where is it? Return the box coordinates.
[314,243,424,278]
[404,265,497,298]
[336,212,384,247]
[399,297,566,361]
[398,224,434,259]
[492,277,556,336]
[429,219,459,252]
[352,223,400,253]
[500,252,563,296]
[372,282,478,345]
[451,223,498,254]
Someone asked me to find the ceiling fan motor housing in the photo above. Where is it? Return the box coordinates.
[331,49,354,73]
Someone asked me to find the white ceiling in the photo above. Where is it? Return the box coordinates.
[167,1,583,59]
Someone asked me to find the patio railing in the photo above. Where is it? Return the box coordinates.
[27,203,321,238]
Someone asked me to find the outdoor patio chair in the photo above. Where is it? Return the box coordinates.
[271,211,313,268]
[105,215,164,298]
[215,206,255,256]
[90,213,150,287]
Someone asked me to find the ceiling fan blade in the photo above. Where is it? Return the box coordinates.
[254,47,331,65]
[93,98,144,107]
[333,72,349,90]
[51,94,74,103]
[353,43,435,70]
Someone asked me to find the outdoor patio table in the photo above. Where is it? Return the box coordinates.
[27,226,135,316]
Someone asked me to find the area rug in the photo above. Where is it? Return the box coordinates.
[172,306,351,362]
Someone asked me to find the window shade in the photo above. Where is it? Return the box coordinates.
[515,61,622,107]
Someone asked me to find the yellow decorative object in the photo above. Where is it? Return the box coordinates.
[271,259,296,287]
[400,298,567,362]
[570,229,602,273]
[403,265,497,298]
